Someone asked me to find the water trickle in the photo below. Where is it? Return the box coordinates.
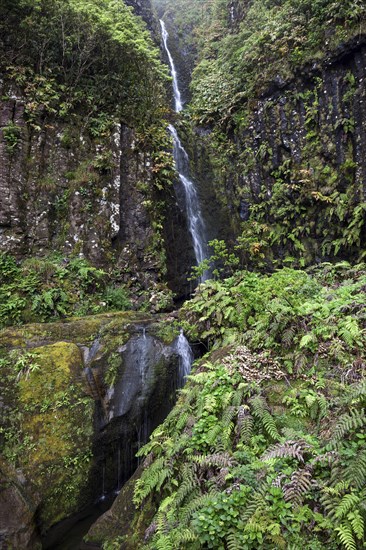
[175,329,194,387]
[160,18,209,281]
[116,446,121,493]
[100,464,106,501]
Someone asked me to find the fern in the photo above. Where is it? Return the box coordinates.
[349,509,364,540]
[236,405,253,444]
[172,464,198,509]
[262,439,311,462]
[193,452,236,469]
[226,531,243,550]
[338,316,363,348]
[344,450,366,489]
[345,378,366,404]
[332,409,366,441]
[171,527,198,546]
[179,491,219,524]
[335,523,357,550]
[134,457,169,504]
[334,493,360,520]
[250,395,280,440]
[283,468,314,506]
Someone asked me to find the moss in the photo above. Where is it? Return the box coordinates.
[2,341,94,530]
[0,311,155,350]
[149,319,180,344]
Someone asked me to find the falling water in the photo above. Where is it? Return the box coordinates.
[160,19,209,280]
[160,20,183,112]
[176,329,194,387]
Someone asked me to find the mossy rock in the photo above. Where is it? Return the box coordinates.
[0,458,42,549]
[1,342,94,530]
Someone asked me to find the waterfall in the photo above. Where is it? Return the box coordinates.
[175,329,194,387]
[160,20,183,112]
[160,19,209,280]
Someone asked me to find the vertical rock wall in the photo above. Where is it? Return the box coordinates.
[204,37,366,263]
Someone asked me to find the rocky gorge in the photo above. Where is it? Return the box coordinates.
[1,0,366,548]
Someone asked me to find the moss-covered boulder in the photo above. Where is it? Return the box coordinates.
[0,311,185,543]
[0,340,93,531]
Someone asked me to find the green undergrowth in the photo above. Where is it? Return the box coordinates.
[106,263,366,549]
[0,252,133,327]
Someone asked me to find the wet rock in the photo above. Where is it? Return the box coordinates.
[0,459,41,549]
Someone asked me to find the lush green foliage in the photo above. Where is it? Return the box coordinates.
[114,264,366,549]
[0,252,133,327]
[0,0,168,129]
[188,0,366,124]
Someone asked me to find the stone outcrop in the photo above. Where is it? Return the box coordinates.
[0,311,186,545]
[0,459,41,549]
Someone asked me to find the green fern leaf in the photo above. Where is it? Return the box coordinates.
[335,523,357,550]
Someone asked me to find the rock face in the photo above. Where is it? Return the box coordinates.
[203,37,366,264]
[0,459,41,549]
[0,89,162,278]
[0,312,188,544]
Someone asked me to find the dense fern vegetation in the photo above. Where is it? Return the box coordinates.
[0,253,135,327]
[109,263,366,549]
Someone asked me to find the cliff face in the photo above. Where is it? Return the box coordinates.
[204,37,366,265]
[0,0,191,302]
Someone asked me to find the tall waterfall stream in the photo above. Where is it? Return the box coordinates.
[160,19,209,280]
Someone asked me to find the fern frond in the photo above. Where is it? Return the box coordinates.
[173,464,198,509]
[345,378,366,404]
[335,523,357,550]
[349,509,364,540]
[154,534,173,550]
[241,488,266,523]
[180,491,219,524]
[311,450,339,467]
[344,449,366,489]
[175,411,189,431]
[171,527,198,546]
[226,531,243,550]
[222,405,236,428]
[236,405,253,444]
[283,468,314,506]
[231,386,245,407]
[317,394,329,419]
[332,409,366,441]
[250,395,280,440]
[194,452,236,469]
[262,440,311,462]
[205,423,224,448]
[134,456,167,504]
[334,493,360,520]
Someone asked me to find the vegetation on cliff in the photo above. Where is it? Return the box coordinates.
[157,0,366,269]
[0,0,168,128]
